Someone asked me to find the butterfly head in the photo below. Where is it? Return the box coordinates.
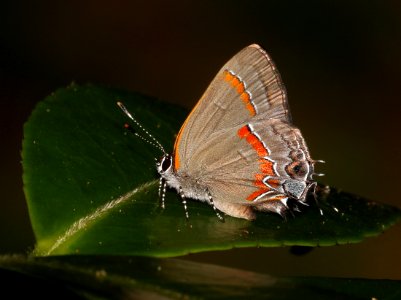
[156,154,173,176]
[156,154,182,192]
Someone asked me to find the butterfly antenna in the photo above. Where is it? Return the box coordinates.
[127,125,165,152]
[117,101,166,154]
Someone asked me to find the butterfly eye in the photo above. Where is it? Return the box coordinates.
[161,156,172,172]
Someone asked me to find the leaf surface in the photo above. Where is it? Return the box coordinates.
[22,84,401,256]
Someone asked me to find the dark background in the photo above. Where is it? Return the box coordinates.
[1,0,400,279]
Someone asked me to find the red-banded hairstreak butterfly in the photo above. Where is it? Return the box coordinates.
[118,44,324,221]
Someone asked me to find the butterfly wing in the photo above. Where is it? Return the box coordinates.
[171,44,314,219]
[173,44,291,172]
[193,118,313,219]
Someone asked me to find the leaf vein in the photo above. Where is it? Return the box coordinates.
[44,180,157,255]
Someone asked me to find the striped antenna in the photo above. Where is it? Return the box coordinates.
[117,101,166,154]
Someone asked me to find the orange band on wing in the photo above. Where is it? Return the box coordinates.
[254,174,267,188]
[237,124,251,138]
[259,159,275,176]
[240,92,250,103]
[223,70,256,116]
[267,195,287,201]
[246,174,270,200]
[246,189,268,201]
[173,148,181,171]
[238,125,269,157]
[238,124,279,201]
[267,178,280,188]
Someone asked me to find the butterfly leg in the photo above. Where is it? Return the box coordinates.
[207,193,225,222]
[159,177,167,209]
[158,177,163,196]
[313,184,340,214]
[179,187,190,221]
[302,181,324,216]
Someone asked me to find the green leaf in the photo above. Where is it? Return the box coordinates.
[1,255,401,299]
[22,84,401,257]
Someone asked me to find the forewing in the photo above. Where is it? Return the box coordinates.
[173,44,290,171]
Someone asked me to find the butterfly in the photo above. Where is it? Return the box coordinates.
[118,44,323,221]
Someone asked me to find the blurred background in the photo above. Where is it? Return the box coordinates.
[0,0,400,279]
